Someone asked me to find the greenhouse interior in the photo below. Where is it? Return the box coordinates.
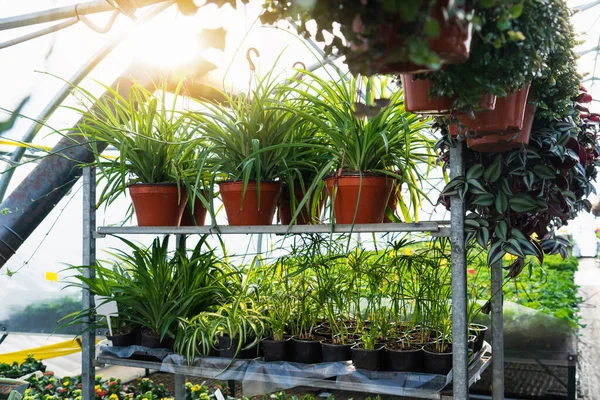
[2,0,600,399]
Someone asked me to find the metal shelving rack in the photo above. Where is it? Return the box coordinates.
[81,141,504,400]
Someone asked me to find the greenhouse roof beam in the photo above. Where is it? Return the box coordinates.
[0,0,169,31]
[572,0,600,12]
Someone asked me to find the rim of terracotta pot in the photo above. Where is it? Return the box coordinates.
[324,170,393,179]
[218,179,281,186]
[127,182,180,188]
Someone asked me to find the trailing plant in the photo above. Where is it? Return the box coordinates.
[260,1,470,75]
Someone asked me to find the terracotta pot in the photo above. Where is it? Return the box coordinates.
[459,83,531,136]
[279,186,324,225]
[383,180,401,223]
[180,192,209,226]
[219,181,281,226]
[402,76,454,115]
[324,174,394,224]
[128,183,188,226]
[467,103,537,152]
[374,1,472,74]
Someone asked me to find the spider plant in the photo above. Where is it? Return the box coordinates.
[175,313,218,363]
[288,69,436,221]
[72,80,199,209]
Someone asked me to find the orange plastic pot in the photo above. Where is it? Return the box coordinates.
[459,83,531,136]
[325,174,394,224]
[403,76,496,115]
[180,193,208,226]
[128,183,188,226]
[374,1,472,74]
[383,180,401,223]
[279,187,324,225]
[219,181,281,226]
[467,103,537,152]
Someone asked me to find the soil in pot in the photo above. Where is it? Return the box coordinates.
[423,344,453,375]
[324,174,394,224]
[407,328,442,346]
[218,335,260,359]
[180,193,209,226]
[291,336,325,364]
[279,186,324,225]
[467,103,537,152]
[384,341,423,372]
[219,181,281,226]
[129,183,188,226]
[261,337,291,362]
[351,343,384,371]
[108,329,138,347]
[321,339,355,362]
[313,326,333,340]
[140,328,174,350]
[468,324,488,352]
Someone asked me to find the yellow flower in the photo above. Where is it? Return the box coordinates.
[25,389,31,394]
[142,398,149,400]
[95,385,101,390]
[404,249,411,255]
[75,396,82,400]
[63,381,70,387]
[109,394,119,400]
[191,385,202,393]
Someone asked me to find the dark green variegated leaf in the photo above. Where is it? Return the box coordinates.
[477,227,490,248]
[487,242,505,266]
[467,178,488,194]
[509,194,537,212]
[483,156,502,182]
[466,164,485,180]
[504,238,525,258]
[495,191,508,213]
[465,219,481,229]
[500,178,512,196]
[495,220,508,241]
[473,193,494,207]
[532,165,556,179]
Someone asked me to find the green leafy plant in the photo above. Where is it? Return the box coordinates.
[71,81,200,209]
[289,70,435,221]
[260,1,470,75]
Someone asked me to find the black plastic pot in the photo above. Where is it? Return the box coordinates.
[423,345,453,375]
[140,329,174,350]
[351,344,384,371]
[385,345,423,372]
[314,327,333,340]
[321,341,354,362]
[262,338,291,362]
[107,329,137,347]
[469,324,488,352]
[219,336,260,359]
[291,336,325,364]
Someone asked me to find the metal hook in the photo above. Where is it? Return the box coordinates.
[293,61,306,80]
[246,48,260,72]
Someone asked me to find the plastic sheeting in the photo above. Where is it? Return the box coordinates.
[99,342,491,398]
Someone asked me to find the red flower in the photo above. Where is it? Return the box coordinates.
[45,384,54,391]
[58,388,66,394]
[44,372,54,377]
[467,268,475,276]
[577,93,593,103]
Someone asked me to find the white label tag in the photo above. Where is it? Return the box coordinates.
[214,389,225,400]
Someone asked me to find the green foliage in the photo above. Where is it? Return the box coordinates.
[260,1,470,75]
[71,81,200,208]
[0,356,45,379]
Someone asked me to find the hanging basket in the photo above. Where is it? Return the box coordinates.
[373,1,472,75]
[458,83,531,136]
[467,102,537,152]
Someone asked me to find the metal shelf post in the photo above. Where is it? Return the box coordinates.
[491,259,504,399]
[450,140,468,399]
[82,167,97,400]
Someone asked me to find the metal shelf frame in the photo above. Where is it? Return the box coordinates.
[80,140,505,400]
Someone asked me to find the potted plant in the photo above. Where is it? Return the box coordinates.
[75,81,196,226]
[412,0,563,139]
[175,314,220,364]
[351,317,384,371]
[260,1,473,76]
[291,71,435,224]
[192,63,302,226]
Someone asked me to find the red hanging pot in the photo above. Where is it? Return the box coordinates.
[374,1,472,74]
[324,174,394,224]
[459,83,531,136]
[219,181,281,226]
[128,183,188,226]
[278,186,325,225]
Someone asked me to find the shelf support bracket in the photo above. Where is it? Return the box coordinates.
[491,258,504,399]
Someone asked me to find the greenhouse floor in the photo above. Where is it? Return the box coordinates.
[575,257,600,399]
